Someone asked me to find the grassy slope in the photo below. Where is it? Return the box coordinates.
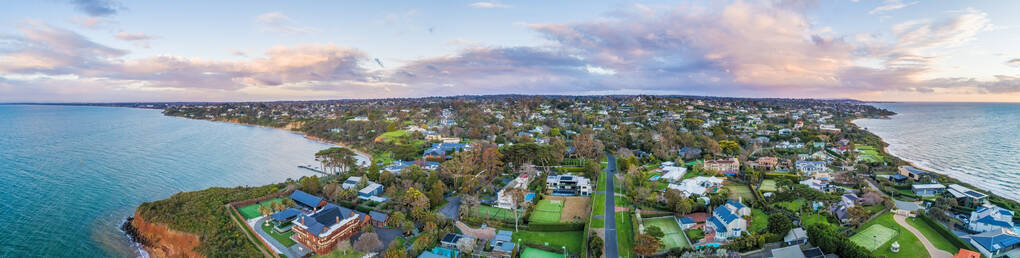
[750,209,768,232]
[905,217,959,254]
[852,213,928,258]
[136,185,280,257]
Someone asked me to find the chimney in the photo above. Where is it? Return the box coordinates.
[301,216,305,225]
[336,216,340,225]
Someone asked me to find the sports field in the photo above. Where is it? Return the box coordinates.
[726,184,754,201]
[530,199,564,224]
[472,205,515,221]
[238,198,283,219]
[850,224,898,251]
[643,217,690,249]
[759,179,777,192]
[521,247,564,258]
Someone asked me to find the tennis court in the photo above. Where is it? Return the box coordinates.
[521,247,564,258]
[759,179,777,192]
[530,199,564,223]
[850,224,898,251]
[238,198,282,219]
[643,217,690,249]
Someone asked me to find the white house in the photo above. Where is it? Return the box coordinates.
[796,161,829,175]
[496,174,533,209]
[799,179,829,192]
[969,203,1016,233]
[546,174,591,196]
[659,162,687,182]
[667,176,725,197]
[708,200,748,239]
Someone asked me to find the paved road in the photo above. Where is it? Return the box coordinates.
[438,195,461,219]
[251,217,301,258]
[892,214,953,258]
[604,154,619,258]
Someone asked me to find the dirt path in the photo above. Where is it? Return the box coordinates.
[892,214,953,258]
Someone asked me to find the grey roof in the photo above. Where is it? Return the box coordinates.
[290,190,324,208]
[369,211,388,222]
[269,208,301,222]
[770,246,806,258]
[785,227,808,242]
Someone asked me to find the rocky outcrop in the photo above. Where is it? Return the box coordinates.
[127,211,203,258]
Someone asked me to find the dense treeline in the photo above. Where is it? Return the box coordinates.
[136,185,281,257]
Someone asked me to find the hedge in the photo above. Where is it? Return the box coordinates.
[917,214,975,251]
[528,222,586,232]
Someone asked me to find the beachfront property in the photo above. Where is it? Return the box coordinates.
[291,190,327,211]
[385,160,440,173]
[667,176,725,197]
[961,228,1020,258]
[707,200,749,240]
[659,161,687,182]
[795,161,829,175]
[423,143,469,160]
[546,174,592,196]
[819,124,840,133]
[898,165,932,181]
[293,203,370,254]
[496,173,533,209]
[703,157,740,175]
[947,184,989,207]
[968,203,1016,233]
[911,184,946,196]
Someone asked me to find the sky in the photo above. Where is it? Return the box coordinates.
[1,0,1019,102]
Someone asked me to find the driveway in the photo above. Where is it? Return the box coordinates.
[438,195,461,220]
[604,154,619,258]
[373,225,404,250]
[250,217,301,258]
[895,200,921,211]
[892,214,953,258]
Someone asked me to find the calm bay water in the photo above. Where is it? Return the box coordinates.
[0,105,349,257]
[855,102,1020,202]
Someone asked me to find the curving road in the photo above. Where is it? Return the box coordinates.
[604,154,619,258]
[892,214,953,258]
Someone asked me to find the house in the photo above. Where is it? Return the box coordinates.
[770,245,806,258]
[704,157,740,175]
[833,193,859,222]
[898,166,932,181]
[778,128,793,136]
[293,203,369,254]
[440,233,475,249]
[423,143,469,159]
[810,151,834,163]
[291,190,327,210]
[368,211,389,227]
[785,227,809,246]
[968,203,1015,233]
[911,184,946,196]
[341,176,362,190]
[753,157,779,170]
[708,201,748,239]
[497,174,533,209]
[385,160,440,173]
[961,228,1020,258]
[659,162,687,182]
[268,208,302,232]
[819,124,841,133]
[955,249,981,258]
[678,217,697,230]
[490,230,515,258]
[799,179,829,192]
[795,161,829,175]
[667,176,725,197]
[546,174,592,196]
[947,184,989,207]
[357,182,384,200]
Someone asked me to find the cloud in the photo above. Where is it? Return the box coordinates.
[0,22,127,74]
[68,0,121,17]
[869,0,918,15]
[70,16,117,29]
[256,12,319,35]
[114,32,158,48]
[1007,58,1020,67]
[469,2,511,8]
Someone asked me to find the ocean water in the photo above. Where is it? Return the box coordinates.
[0,105,355,257]
[854,102,1020,202]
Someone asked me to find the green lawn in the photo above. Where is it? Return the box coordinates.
[643,217,690,250]
[521,247,565,258]
[311,249,365,258]
[905,217,959,254]
[531,199,565,224]
[759,179,778,192]
[597,171,607,191]
[238,198,283,219]
[471,205,516,221]
[377,130,408,143]
[259,222,297,247]
[685,228,704,242]
[513,231,584,254]
[774,199,804,212]
[592,193,605,228]
[850,224,897,251]
[801,213,830,227]
[617,213,635,258]
[749,209,768,232]
[850,213,928,258]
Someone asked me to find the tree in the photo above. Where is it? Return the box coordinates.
[335,240,353,255]
[354,232,383,253]
[388,211,406,229]
[382,239,409,258]
[405,187,431,220]
[846,206,870,226]
[646,226,665,240]
[633,233,661,257]
[511,188,527,231]
[270,201,285,212]
[719,140,741,155]
[588,234,604,258]
[767,213,792,235]
[301,175,321,194]
[258,204,272,216]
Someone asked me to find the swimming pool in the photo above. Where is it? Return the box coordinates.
[695,243,722,249]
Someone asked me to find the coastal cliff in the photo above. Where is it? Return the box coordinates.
[126,212,203,258]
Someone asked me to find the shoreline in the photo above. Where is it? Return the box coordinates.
[174,116,375,161]
[850,117,1020,203]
